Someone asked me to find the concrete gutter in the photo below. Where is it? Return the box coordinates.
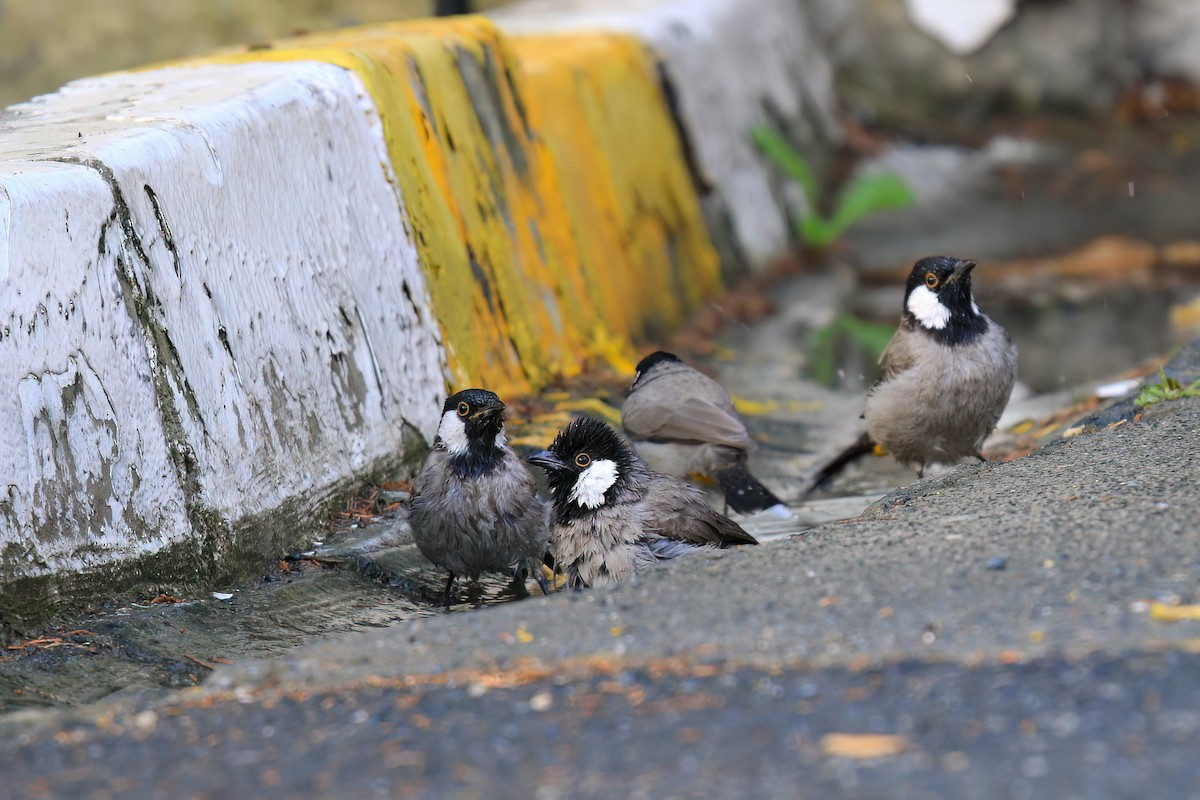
[0,2,833,622]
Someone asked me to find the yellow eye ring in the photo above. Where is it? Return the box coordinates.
[924,272,939,289]
[456,402,470,417]
[574,453,592,468]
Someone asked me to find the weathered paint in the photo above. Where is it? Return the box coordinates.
[0,61,444,581]
[199,15,722,391]
[0,1,815,599]
[0,160,190,579]
[508,32,722,365]
[492,0,840,273]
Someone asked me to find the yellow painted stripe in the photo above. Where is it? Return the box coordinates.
[509,32,722,375]
[186,16,720,396]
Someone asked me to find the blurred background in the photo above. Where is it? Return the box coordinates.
[0,0,509,107]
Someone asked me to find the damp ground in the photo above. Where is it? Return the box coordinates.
[2,115,1200,798]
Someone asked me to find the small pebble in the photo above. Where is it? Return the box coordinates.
[529,692,553,712]
[986,557,1008,571]
[132,710,158,733]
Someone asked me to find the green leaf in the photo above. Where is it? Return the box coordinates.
[752,125,915,249]
[1134,368,1200,407]
[799,215,837,248]
[838,314,895,359]
[808,317,842,387]
[751,126,818,204]
[823,173,914,242]
[807,313,895,387]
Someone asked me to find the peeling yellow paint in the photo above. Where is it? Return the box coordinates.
[508,33,722,371]
[181,17,720,398]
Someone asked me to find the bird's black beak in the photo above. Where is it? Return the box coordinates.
[947,259,977,283]
[470,399,505,420]
[527,450,566,471]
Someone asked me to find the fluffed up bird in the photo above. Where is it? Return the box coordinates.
[527,416,757,590]
[410,389,550,605]
[622,351,786,515]
[808,256,1018,490]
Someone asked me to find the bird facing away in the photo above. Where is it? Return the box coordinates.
[409,389,550,605]
[527,416,757,590]
[622,351,785,514]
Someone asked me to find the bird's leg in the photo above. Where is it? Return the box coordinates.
[974,451,987,463]
[440,572,457,607]
[533,567,550,596]
[916,464,925,479]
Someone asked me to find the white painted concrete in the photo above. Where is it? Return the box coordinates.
[0,62,444,580]
[903,0,1016,55]
[492,0,840,271]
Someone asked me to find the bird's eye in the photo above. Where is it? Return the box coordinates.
[574,453,591,468]
[924,272,939,289]
[456,402,470,417]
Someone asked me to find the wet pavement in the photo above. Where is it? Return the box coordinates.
[2,347,1196,797]
[4,651,1200,799]
[4,118,1200,796]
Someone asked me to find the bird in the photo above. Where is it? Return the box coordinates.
[409,388,550,605]
[622,351,786,514]
[808,255,1018,489]
[433,0,472,15]
[527,416,757,590]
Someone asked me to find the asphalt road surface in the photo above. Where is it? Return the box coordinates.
[3,376,1197,798]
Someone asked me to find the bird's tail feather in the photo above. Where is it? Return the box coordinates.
[714,463,785,514]
[803,432,876,496]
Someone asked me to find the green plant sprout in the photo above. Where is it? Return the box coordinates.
[752,126,914,248]
[808,312,895,387]
[1134,368,1200,407]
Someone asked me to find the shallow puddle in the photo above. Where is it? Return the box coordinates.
[0,514,540,716]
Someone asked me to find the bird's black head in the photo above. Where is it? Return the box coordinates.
[436,388,508,475]
[527,416,644,521]
[902,256,988,346]
[630,351,683,391]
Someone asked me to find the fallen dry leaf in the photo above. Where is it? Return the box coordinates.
[1149,602,1200,622]
[1160,241,1200,268]
[998,649,1026,665]
[1170,297,1200,332]
[820,733,909,759]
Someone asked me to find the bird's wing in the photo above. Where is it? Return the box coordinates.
[623,394,751,450]
[876,326,919,385]
[638,536,704,562]
[642,475,758,547]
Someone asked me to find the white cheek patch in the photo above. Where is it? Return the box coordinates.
[437,410,469,455]
[569,459,619,509]
[494,429,507,450]
[907,285,951,330]
[970,299,981,316]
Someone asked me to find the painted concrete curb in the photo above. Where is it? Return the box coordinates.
[0,2,828,605]
[492,0,840,273]
[0,62,445,596]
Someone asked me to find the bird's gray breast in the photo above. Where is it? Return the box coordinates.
[410,448,547,578]
[554,503,653,588]
[866,319,1017,465]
